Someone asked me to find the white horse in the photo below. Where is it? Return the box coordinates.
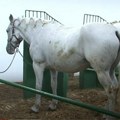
[6,14,120,120]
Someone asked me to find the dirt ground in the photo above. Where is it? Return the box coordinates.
[0,77,120,120]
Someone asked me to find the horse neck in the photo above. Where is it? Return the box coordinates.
[16,18,46,44]
[15,19,35,45]
[15,19,61,44]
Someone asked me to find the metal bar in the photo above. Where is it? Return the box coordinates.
[94,16,96,22]
[85,15,87,24]
[92,16,94,22]
[46,14,48,20]
[39,12,41,19]
[0,79,120,118]
[43,12,45,19]
[33,11,34,17]
[36,12,38,18]
[83,14,85,24]
[89,15,91,23]
[25,9,45,14]
[29,11,30,18]
[48,16,50,20]
[25,10,27,17]
[97,16,101,22]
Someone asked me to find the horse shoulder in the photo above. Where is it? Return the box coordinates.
[29,42,45,63]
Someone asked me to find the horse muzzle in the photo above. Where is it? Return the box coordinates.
[6,44,15,54]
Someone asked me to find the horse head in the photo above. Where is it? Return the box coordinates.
[6,14,23,54]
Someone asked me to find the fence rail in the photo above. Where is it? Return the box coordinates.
[25,10,62,25]
[0,79,120,119]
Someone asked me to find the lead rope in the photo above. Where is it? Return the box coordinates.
[16,47,23,57]
[0,50,17,73]
[16,48,32,66]
[0,48,32,74]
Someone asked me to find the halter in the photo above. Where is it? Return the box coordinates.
[10,19,22,48]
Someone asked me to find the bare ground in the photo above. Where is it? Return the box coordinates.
[0,77,120,120]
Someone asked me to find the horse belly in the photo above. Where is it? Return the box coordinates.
[48,57,90,73]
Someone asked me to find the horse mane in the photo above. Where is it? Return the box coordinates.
[29,18,35,28]
[18,17,57,30]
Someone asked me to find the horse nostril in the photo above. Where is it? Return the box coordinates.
[6,45,15,54]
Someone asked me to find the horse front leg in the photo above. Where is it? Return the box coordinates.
[48,70,58,111]
[31,62,45,112]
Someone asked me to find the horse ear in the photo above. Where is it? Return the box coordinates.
[9,14,13,22]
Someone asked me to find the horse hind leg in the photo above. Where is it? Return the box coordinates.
[96,70,118,120]
[109,69,119,104]
[48,70,58,111]
[109,54,120,104]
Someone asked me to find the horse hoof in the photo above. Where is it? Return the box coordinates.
[31,105,40,113]
[48,103,57,111]
[103,115,116,120]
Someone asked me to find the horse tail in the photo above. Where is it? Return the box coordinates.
[110,31,120,75]
[114,31,120,66]
[115,31,120,43]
